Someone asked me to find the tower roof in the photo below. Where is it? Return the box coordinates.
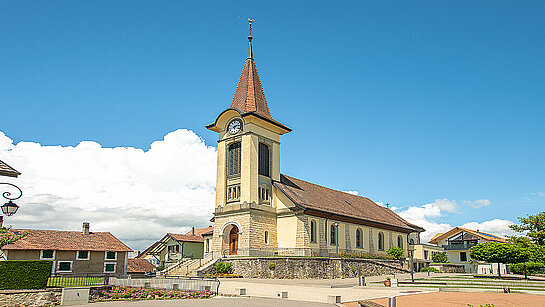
[230,36,274,120]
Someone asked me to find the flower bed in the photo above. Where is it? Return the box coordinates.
[95,286,214,301]
[205,273,243,278]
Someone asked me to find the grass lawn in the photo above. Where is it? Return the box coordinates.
[47,276,105,287]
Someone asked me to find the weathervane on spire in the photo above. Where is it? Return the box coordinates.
[248,18,255,37]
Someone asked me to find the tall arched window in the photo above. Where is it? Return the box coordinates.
[310,220,317,243]
[258,143,270,177]
[330,225,336,245]
[264,231,269,245]
[410,238,415,245]
[228,142,241,176]
[397,235,403,249]
[378,232,384,251]
[356,229,363,248]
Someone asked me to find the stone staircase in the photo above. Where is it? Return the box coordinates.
[163,253,218,277]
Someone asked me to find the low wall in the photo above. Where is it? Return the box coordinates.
[214,257,410,279]
[0,289,61,307]
[429,263,465,273]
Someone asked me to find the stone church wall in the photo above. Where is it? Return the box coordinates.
[214,257,409,279]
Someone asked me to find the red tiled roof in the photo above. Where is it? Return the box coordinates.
[0,160,20,178]
[2,229,132,252]
[167,233,205,243]
[183,226,213,237]
[135,241,160,258]
[274,174,424,233]
[127,258,156,273]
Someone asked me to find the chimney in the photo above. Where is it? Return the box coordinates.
[82,222,90,235]
[192,227,195,236]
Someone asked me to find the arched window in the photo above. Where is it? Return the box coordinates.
[258,143,270,177]
[378,232,384,251]
[330,225,336,245]
[410,238,415,245]
[310,220,317,243]
[398,235,403,249]
[264,231,269,245]
[356,229,363,248]
[228,142,241,176]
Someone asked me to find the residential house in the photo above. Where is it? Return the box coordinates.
[137,227,213,267]
[428,227,508,272]
[2,222,132,277]
[409,243,445,271]
[127,258,157,278]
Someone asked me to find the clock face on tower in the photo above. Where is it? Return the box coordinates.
[228,119,242,135]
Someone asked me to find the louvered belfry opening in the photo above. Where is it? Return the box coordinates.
[228,142,241,176]
[258,143,270,177]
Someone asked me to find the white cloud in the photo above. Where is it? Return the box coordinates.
[395,199,514,242]
[0,130,217,252]
[462,199,491,208]
[343,190,359,195]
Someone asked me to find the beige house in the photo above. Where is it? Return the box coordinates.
[428,227,508,272]
[206,34,424,258]
[2,223,132,277]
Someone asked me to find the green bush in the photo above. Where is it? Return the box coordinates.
[509,262,544,275]
[214,261,232,274]
[0,260,52,290]
[268,262,275,270]
[432,252,448,263]
[420,266,440,273]
[387,247,405,261]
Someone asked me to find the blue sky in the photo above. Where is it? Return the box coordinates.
[1,1,544,244]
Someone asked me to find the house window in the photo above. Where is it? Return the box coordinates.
[259,186,271,203]
[378,232,384,251]
[310,220,317,243]
[424,251,429,260]
[264,231,269,245]
[104,262,116,273]
[40,250,55,260]
[105,251,117,260]
[460,252,467,262]
[227,184,241,202]
[167,245,179,254]
[227,142,241,176]
[258,143,270,177]
[410,238,415,245]
[205,239,210,253]
[330,225,337,246]
[356,229,363,248]
[397,235,403,249]
[57,261,72,272]
[77,251,90,260]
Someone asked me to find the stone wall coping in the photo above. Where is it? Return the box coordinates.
[222,256,401,263]
[0,289,62,294]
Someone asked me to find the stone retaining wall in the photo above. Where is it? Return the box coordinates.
[0,289,61,307]
[214,257,410,279]
[429,263,465,273]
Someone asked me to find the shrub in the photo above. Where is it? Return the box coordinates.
[420,266,440,273]
[509,262,544,275]
[432,252,448,263]
[339,252,395,260]
[387,247,405,261]
[214,261,232,274]
[268,262,275,270]
[96,286,214,301]
[0,260,52,290]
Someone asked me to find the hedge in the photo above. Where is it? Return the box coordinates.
[509,262,544,276]
[0,260,53,290]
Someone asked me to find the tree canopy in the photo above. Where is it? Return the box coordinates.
[469,242,529,264]
[509,212,545,245]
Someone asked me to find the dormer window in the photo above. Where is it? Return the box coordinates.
[228,142,241,176]
[258,143,270,177]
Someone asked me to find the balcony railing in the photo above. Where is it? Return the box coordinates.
[442,243,477,250]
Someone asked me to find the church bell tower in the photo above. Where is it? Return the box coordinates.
[206,21,291,256]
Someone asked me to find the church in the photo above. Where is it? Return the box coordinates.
[206,30,424,258]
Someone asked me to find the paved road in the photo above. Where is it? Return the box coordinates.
[77,297,334,306]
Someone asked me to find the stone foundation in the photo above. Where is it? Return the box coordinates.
[0,289,61,307]
[211,257,410,279]
[429,263,465,273]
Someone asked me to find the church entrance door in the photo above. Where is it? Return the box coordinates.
[229,226,239,255]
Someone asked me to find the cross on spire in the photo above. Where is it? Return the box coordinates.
[248,18,255,38]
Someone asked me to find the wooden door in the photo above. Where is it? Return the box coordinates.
[229,226,239,255]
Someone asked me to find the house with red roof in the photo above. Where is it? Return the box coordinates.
[1,222,132,277]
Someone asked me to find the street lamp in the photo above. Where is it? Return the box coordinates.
[0,183,22,224]
[334,222,339,258]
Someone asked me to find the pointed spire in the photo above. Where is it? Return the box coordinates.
[247,36,253,60]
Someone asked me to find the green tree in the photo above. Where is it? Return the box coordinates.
[509,212,545,245]
[508,236,545,263]
[469,242,530,277]
[432,252,448,263]
[386,247,405,261]
[0,227,27,254]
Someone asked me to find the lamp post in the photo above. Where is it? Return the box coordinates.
[334,222,339,258]
[0,183,22,225]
